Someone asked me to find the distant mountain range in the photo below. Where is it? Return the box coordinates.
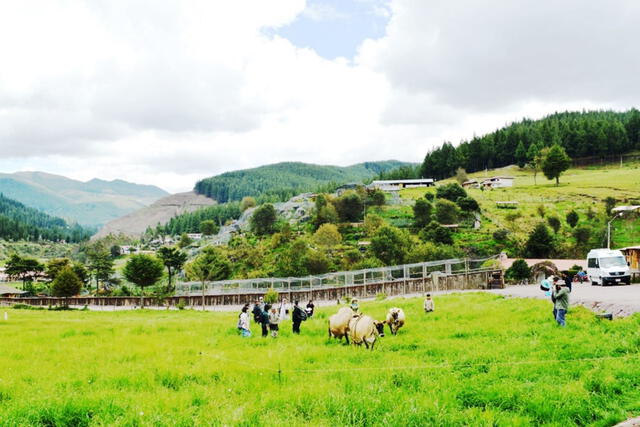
[96,160,414,238]
[0,172,168,227]
[194,160,415,202]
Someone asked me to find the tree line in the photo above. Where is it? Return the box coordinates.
[193,161,410,203]
[0,194,92,243]
[420,109,640,180]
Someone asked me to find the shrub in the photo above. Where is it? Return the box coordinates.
[240,196,257,212]
[493,229,509,241]
[525,223,554,258]
[455,168,468,186]
[435,199,459,224]
[424,193,435,201]
[177,300,187,310]
[506,259,531,281]
[436,183,467,202]
[604,197,616,216]
[547,216,561,234]
[250,204,278,235]
[335,191,364,222]
[412,199,432,228]
[419,221,453,245]
[537,205,546,218]
[264,288,279,304]
[566,210,579,228]
[456,196,480,212]
[573,225,592,247]
[370,225,410,265]
[313,223,342,247]
[375,293,387,301]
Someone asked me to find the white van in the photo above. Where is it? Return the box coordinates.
[587,249,631,286]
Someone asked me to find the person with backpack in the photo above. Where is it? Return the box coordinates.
[252,298,263,323]
[291,300,307,334]
[260,303,271,338]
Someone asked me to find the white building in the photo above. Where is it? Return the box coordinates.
[370,179,434,191]
[187,233,203,240]
[480,176,514,189]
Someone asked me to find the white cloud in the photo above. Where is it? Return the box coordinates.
[0,0,638,194]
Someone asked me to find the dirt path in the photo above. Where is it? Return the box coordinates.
[489,283,640,318]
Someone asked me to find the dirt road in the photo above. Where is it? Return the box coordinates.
[490,283,640,317]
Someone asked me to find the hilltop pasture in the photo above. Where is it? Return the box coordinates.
[1,293,639,426]
[397,162,640,255]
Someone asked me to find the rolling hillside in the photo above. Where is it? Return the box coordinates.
[93,192,216,239]
[0,172,168,227]
[398,162,640,256]
[194,160,414,202]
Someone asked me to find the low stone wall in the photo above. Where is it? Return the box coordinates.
[0,270,501,309]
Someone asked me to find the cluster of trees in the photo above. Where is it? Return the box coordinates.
[0,194,92,243]
[524,209,593,258]
[420,109,640,180]
[152,203,241,237]
[412,184,480,245]
[4,254,89,296]
[193,161,409,203]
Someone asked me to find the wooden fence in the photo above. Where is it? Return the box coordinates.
[0,269,503,309]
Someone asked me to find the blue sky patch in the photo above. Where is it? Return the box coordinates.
[271,0,390,60]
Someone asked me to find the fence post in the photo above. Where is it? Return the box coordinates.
[465,258,469,289]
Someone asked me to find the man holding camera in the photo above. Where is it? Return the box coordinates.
[551,277,570,327]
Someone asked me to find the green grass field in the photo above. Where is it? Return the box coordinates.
[1,293,639,426]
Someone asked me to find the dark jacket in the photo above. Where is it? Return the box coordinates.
[292,305,305,322]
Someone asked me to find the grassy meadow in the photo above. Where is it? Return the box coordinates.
[1,293,640,426]
[399,162,640,254]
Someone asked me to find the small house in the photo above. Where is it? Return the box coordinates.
[462,179,480,188]
[620,246,640,272]
[369,179,435,192]
[187,233,203,240]
[481,176,514,189]
[0,284,27,298]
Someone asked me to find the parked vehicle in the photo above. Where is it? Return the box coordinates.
[587,249,631,286]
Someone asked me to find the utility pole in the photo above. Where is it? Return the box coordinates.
[607,213,623,249]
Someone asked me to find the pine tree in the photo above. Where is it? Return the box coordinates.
[541,144,571,185]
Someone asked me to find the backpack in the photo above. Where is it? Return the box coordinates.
[296,306,308,322]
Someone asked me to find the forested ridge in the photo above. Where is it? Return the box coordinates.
[420,109,640,179]
[0,193,92,242]
[194,160,412,203]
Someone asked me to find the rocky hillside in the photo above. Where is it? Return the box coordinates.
[93,192,215,239]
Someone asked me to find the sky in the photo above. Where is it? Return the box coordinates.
[0,0,638,193]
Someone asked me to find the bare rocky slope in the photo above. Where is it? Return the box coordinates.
[93,192,215,239]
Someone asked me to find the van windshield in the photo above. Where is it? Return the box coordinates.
[599,256,627,268]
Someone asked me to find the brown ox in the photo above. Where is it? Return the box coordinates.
[328,307,354,344]
[348,315,385,350]
[385,307,405,335]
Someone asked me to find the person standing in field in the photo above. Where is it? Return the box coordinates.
[424,294,434,313]
[268,306,280,338]
[305,300,315,318]
[252,298,263,323]
[292,300,306,334]
[552,279,570,327]
[238,305,251,337]
[260,303,271,337]
[350,298,359,314]
[279,297,290,321]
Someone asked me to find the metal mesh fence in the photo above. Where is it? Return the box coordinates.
[175,255,499,296]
